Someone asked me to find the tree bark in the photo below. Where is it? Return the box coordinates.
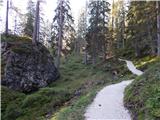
[92,34,96,65]
[55,0,63,69]
[5,0,9,35]
[37,12,40,42]
[32,1,40,44]
[83,48,87,65]
[147,17,156,55]
[112,0,114,30]
[135,37,140,57]
[157,1,160,56]
[122,6,125,49]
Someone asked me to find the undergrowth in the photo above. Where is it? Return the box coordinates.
[1,54,128,120]
[124,61,160,120]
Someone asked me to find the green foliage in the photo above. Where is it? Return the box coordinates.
[52,89,97,120]
[1,34,32,55]
[113,0,126,49]
[124,61,160,120]
[86,0,111,64]
[146,88,160,117]
[52,0,76,56]
[22,88,71,108]
[4,103,23,120]
[1,34,32,43]
[125,1,157,57]
[1,53,129,120]
[1,86,25,120]
[1,86,71,120]
[134,56,160,70]
[23,0,35,37]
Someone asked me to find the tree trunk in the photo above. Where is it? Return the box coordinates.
[92,34,96,65]
[37,12,40,42]
[147,18,156,55]
[83,49,87,65]
[157,1,160,56]
[112,0,114,30]
[14,16,17,35]
[135,38,140,57]
[74,39,80,55]
[108,0,114,57]
[5,0,9,35]
[55,0,63,69]
[32,1,40,44]
[122,13,125,49]
[92,1,99,65]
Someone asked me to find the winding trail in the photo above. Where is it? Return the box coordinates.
[84,60,143,120]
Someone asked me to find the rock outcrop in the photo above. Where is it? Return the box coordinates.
[1,41,59,92]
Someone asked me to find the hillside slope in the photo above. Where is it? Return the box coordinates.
[124,60,160,120]
[1,35,130,120]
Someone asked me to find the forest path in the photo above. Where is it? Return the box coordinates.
[84,60,143,120]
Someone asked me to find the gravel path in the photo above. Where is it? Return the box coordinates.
[84,60,143,120]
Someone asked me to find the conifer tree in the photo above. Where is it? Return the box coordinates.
[52,0,75,68]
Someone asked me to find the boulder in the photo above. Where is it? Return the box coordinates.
[1,41,59,93]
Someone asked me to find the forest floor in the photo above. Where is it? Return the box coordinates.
[84,60,143,120]
[2,37,159,120]
[2,53,133,120]
[50,56,135,120]
[50,56,160,120]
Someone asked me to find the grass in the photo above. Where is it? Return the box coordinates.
[1,53,130,120]
[124,61,160,120]
[48,55,133,120]
[2,86,72,120]
[133,56,160,71]
[51,89,97,120]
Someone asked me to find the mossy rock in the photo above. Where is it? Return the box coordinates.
[1,37,59,93]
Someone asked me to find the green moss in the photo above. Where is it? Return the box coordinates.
[1,34,32,43]
[124,62,160,120]
[11,46,32,54]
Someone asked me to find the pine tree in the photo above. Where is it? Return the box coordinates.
[86,0,110,65]
[42,20,52,48]
[126,1,158,57]
[24,0,35,38]
[76,7,88,55]
[52,0,75,68]
[114,0,126,49]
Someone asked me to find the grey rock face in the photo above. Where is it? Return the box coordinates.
[1,42,59,93]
